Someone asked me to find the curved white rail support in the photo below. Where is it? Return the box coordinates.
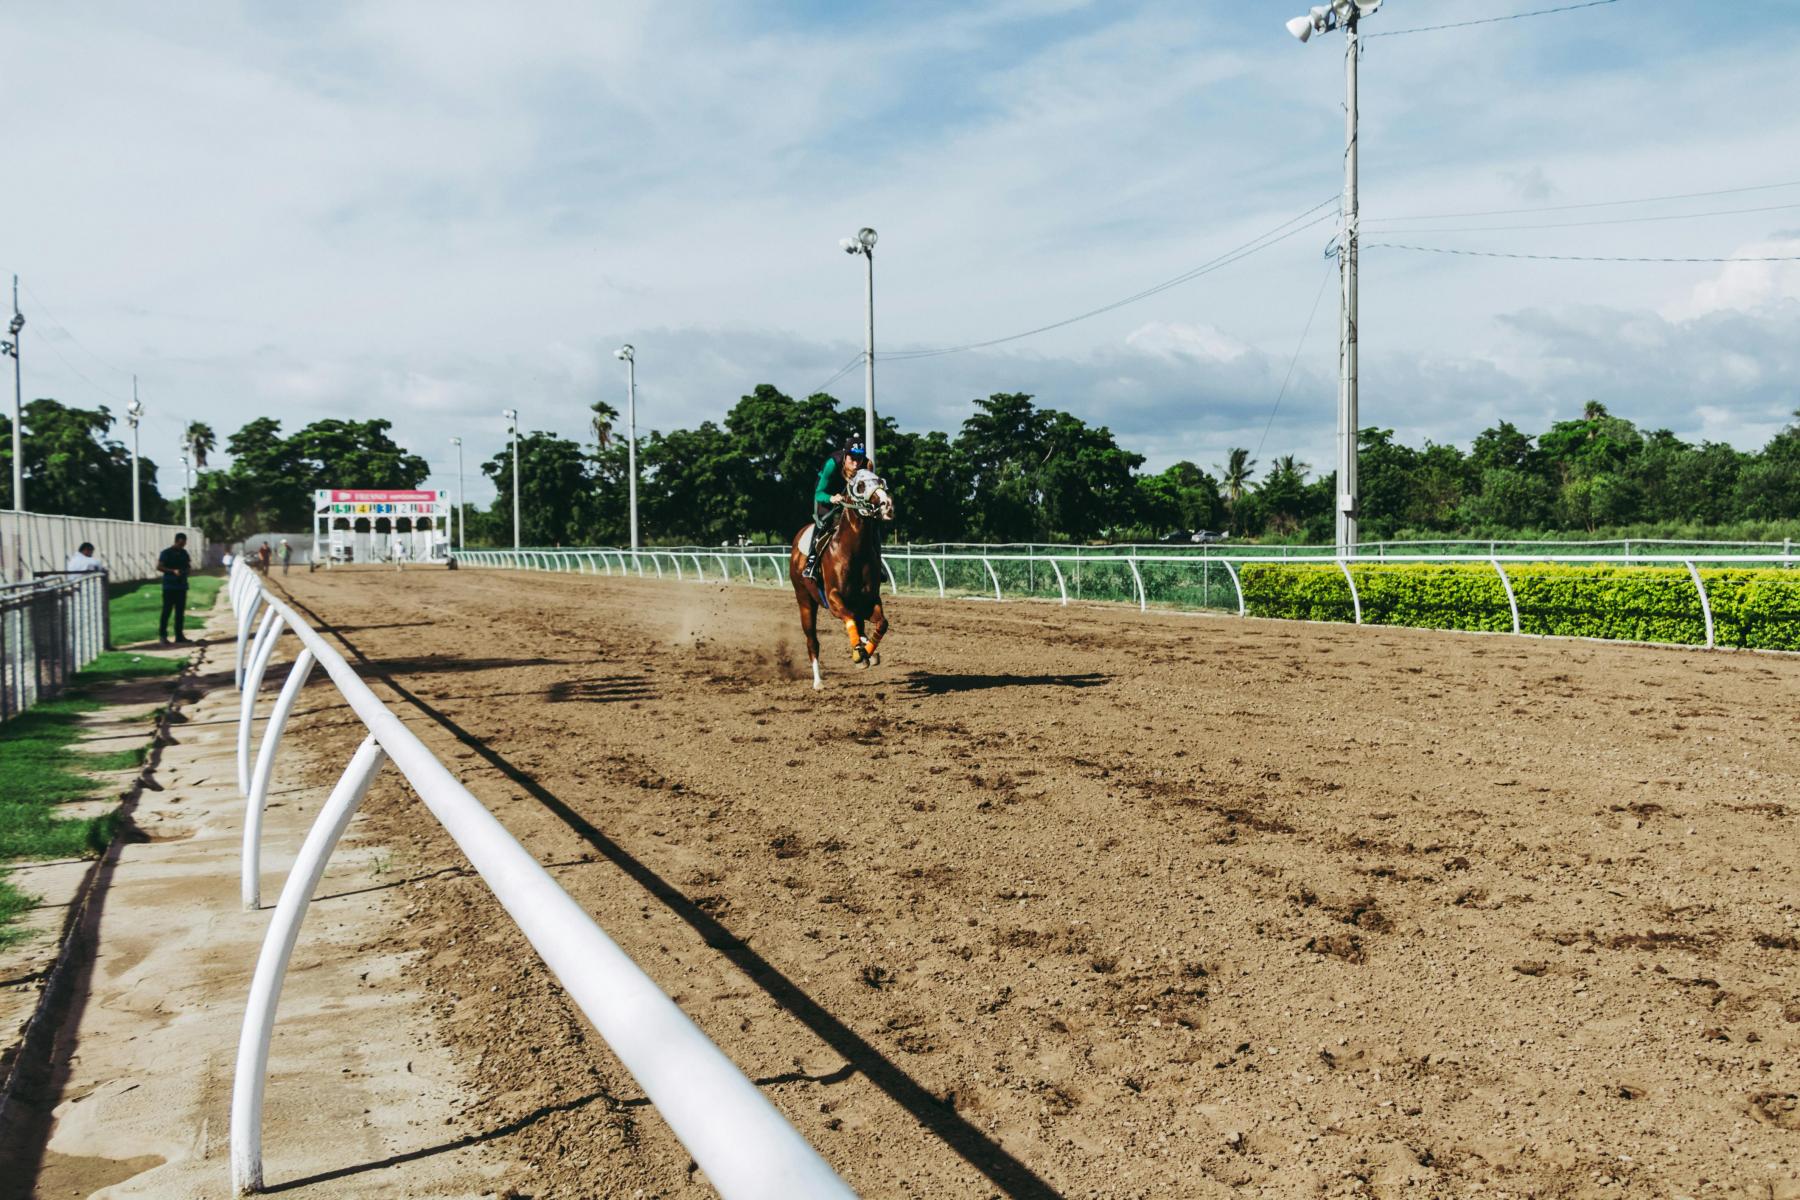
[881,557,897,592]
[1048,559,1068,606]
[237,609,283,794]
[1221,560,1246,617]
[715,554,731,582]
[742,555,755,583]
[1126,558,1147,612]
[1336,560,1363,625]
[670,554,683,581]
[242,649,317,911]
[1685,559,1715,649]
[690,553,705,581]
[1490,559,1521,635]
[232,736,390,1195]
[234,592,266,690]
[927,556,945,598]
[981,555,1002,601]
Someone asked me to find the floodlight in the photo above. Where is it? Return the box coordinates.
[1286,14,1313,40]
[840,237,857,253]
[127,399,143,419]
[857,227,878,249]
[615,344,633,361]
[8,314,22,335]
[502,408,517,422]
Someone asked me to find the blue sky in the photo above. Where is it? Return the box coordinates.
[4,0,1798,505]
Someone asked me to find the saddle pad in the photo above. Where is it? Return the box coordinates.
[798,525,815,556]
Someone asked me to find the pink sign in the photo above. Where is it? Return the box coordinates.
[327,489,438,502]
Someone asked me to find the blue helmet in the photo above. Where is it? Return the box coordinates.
[843,439,868,462]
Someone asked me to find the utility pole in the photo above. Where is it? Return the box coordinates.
[839,228,879,460]
[614,345,639,551]
[1286,0,1377,558]
[451,436,465,550]
[127,379,143,523]
[4,275,22,512]
[502,409,521,549]
[182,452,192,527]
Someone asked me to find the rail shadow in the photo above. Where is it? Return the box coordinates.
[349,655,584,679]
[263,1089,612,1193]
[282,591,1064,1200]
[901,670,1110,695]
[546,675,658,704]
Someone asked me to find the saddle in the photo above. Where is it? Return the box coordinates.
[797,522,836,559]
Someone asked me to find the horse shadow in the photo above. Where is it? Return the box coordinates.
[901,670,1109,695]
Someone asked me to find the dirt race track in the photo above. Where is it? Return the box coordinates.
[273,566,1799,1199]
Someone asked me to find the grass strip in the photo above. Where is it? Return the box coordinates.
[108,573,224,647]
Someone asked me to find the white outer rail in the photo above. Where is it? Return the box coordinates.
[454,547,1800,652]
[224,562,855,1199]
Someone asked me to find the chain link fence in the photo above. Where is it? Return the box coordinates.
[0,571,109,723]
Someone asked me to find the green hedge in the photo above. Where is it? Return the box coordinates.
[1239,562,1800,651]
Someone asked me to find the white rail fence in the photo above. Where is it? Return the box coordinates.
[455,545,1800,653]
[225,561,855,1198]
[0,510,203,584]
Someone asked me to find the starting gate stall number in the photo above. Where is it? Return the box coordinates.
[314,489,451,565]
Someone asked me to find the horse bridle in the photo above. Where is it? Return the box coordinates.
[845,472,890,518]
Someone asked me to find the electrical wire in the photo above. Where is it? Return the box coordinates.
[882,196,1341,363]
[1366,0,1620,38]
[1253,261,1335,465]
[1366,198,1800,235]
[1374,178,1800,222]
[1365,242,1800,263]
[803,353,865,399]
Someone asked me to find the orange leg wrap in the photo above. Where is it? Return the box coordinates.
[843,618,860,646]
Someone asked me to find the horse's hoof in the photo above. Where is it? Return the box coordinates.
[850,646,867,664]
[868,652,881,667]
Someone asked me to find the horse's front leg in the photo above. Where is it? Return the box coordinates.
[863,599,889,662]
[825,587,865,662]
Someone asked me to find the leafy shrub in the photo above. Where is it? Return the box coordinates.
[1240,562,1800,650]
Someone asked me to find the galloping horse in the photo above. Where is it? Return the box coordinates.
[788,468,895,690]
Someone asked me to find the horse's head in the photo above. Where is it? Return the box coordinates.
[847,468,896,522]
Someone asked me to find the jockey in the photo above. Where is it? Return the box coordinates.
[803,438,870,580]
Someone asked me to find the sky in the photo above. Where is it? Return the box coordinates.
[4,0,1799,507]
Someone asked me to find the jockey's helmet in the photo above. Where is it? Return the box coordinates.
[843,439,869,465]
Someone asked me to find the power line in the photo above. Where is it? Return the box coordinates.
[1366,241,1800,263]
[1253,261,1335,465]
[803,354,864,399]
[882,196,1340,363]
[1376,178,1800,222]
[1366,198,1800,235]
[1367,0,1620,38]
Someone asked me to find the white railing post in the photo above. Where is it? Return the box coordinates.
[235,591,266,690]
[651,554,663,579]
[237,610,286,795]
[1126,555,1147,612]
[688,553,703,581]
[1336,559,1362,625]
[671,554,683,581]
[1048,558,1068,606]
[1221,560,1246,617]
[1491,559,1521,635]
[881,557,898,592]
[242,649,317,911]
[1684,559,1715,649]
[742,555,755,583]
[715,553,731,582]
[231,735,389,1196]
[928,555,945,598]
[981,555,1002,601]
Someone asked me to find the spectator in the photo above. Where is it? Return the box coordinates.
[223,549,235,569]
[278,538,292,575]
[65,542,104,573]
[256,542,272,573]
[157,533,193,644]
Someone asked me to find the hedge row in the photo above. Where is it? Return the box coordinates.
[1239,562,1800,650]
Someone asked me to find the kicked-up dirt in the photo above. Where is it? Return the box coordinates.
[275,566,1799,1199]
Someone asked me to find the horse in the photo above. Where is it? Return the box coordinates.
[788,468,895,690]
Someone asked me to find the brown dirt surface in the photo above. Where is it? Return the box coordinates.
[274,566,1800,1199]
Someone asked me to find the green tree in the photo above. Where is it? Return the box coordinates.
[481,430,599,546]
[1219,448,1256,532]
[183,420,217,469]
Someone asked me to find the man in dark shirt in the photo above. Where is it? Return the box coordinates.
[158,533,193,644]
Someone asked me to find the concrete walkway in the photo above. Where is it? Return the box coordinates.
[4,602,511,1199]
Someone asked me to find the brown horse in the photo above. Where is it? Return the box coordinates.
[789,469,895,690]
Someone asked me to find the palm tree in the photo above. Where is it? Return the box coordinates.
[183,421,216,469]
[1220,448,1256,504]
[589,400,619,450]
[1269,454,1308,482]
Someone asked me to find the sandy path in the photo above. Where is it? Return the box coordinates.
[276,566,1800,1199]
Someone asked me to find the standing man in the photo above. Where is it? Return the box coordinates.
[65,542,104,573]
[256,542,272,574]
[157,532,192,644]
[278,539,292,575]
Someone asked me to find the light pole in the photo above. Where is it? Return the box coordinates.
[127,381,144,524]
[1286,0,1378,557]
[613,345,639,552]
[450,436,464,550]
[181,452,192,528]
[838,227,878,461]
[502,409,520,550]
[3,276,23,511]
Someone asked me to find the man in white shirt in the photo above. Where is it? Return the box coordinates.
[65,542,104,573]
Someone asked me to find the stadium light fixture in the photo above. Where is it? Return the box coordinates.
[502,408,520,550]
[1285,0,1379,557]
[840,228,878,461]
[127,384,144,524]
[613,344,639,552]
